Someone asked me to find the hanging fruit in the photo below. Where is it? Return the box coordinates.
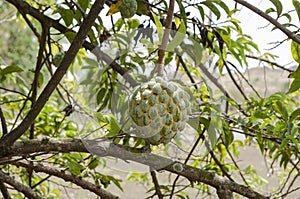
[119,0,137,18]
[129,77,190,145]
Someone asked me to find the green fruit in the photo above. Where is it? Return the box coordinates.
[129,77,190,145]
[120,0,137,18]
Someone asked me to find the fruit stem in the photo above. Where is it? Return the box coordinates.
[157,0,175,77]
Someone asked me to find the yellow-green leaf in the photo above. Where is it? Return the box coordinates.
[291,40,300,63]
[166,20,186,52]
[106,0,122,16]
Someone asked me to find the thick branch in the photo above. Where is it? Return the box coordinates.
[0,170,42,199]
[12,161,119,199]
[234,0,300,44]
[0,0,106,148]
[0,139,267,199]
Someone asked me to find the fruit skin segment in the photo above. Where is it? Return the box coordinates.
[119,0,137,18]
[129,77,191,145]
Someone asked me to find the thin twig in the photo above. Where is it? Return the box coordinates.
[204,137,234,182]
[0,108,7,136]
[227,61,262,99]
[169,128,204,198]
[150,170,163,199]
[0,87,27,98]
[220,136,249,186]
[224,62,249,101]
[245,55,294,73]
[175,51,198,89]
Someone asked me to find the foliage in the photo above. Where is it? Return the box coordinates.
[1,0,300,198]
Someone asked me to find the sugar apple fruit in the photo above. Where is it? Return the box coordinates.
[119,0,137,18]
[129,77,190,145]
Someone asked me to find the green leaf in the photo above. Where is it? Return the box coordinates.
[151,12,163,42]
[78,0,89,11]
[0,65,23,76]
[176,0,187,24]
[166,20,186,51]
[207,112,222,147]
[288,65,300,78]
[252,110,268,119]
[290,108,300,121]
[288,78,300,93]
[58,7,74,27]
[94,113,121,136]
[198,6,205,21]
[128,18,140,29]
[269,0,283,17]
[275,101,289,121]
[218,28,231,48]
[201,1,221,20]
[67,160,85,176]
[88,158,100,170]
[65,31,76,42]
[136,0,150,15]
[110,177,124,192]
[223,122,233,147]
[97,88,107,105]
[291,40,300,63]
[293,0,300,22]
[212,0,230,14]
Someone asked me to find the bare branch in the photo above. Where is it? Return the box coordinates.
[12,161,119,199]
[234,0,300,44]
[0,170,42,199]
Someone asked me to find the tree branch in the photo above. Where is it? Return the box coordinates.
[0,108,7,136]
[157,0,175,76]
[12,161,119,199]
[245,55,294,73]
[0,0,106,148]
[5,0,138,87]
[234,0,300,44]
[0,170,42,199]
[150,170,163,199]
[0,179,11,199]
[0,139,267,199]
